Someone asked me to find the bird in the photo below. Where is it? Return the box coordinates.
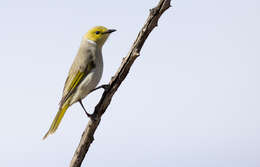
[43,26,116,139]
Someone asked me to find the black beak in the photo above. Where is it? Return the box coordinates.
[102,29,116,34]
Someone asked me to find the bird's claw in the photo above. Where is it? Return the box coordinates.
[90,84,110,93]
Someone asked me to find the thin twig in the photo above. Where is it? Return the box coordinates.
[70,0,172,166]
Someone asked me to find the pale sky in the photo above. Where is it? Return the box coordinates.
[0,0,259,166]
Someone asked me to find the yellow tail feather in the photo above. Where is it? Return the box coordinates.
[43,103,70,140]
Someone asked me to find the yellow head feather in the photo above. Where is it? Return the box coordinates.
[84,26,116,47]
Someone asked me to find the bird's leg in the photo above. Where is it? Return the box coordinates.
[79,100,92,117]
[89,84,110,94]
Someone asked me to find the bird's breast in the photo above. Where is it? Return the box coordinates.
[79,51,103,98]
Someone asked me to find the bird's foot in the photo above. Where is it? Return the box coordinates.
[90,84,110,93]
[79,100,93,118]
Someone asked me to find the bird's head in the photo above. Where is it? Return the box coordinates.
[84,26,116,47]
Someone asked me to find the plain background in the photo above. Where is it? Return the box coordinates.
[0,0,259,166]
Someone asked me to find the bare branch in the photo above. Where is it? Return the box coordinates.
[70,0,172,166]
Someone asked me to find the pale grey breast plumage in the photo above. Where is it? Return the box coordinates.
[59,40,103,107]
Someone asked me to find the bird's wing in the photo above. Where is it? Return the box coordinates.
[59,49,96,108]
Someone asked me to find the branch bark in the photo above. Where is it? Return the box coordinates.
[70,0,171,166]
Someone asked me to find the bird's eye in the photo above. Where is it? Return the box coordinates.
[95,31,100,34]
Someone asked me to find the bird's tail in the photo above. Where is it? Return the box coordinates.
[43,103,70,140]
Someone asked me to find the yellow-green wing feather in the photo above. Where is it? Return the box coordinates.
[59,71,85,107]
[42,71,85,139]
[59,49,95,107]
[43,50,95,139]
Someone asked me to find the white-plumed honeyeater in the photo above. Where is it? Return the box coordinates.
[43,26,116,139]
